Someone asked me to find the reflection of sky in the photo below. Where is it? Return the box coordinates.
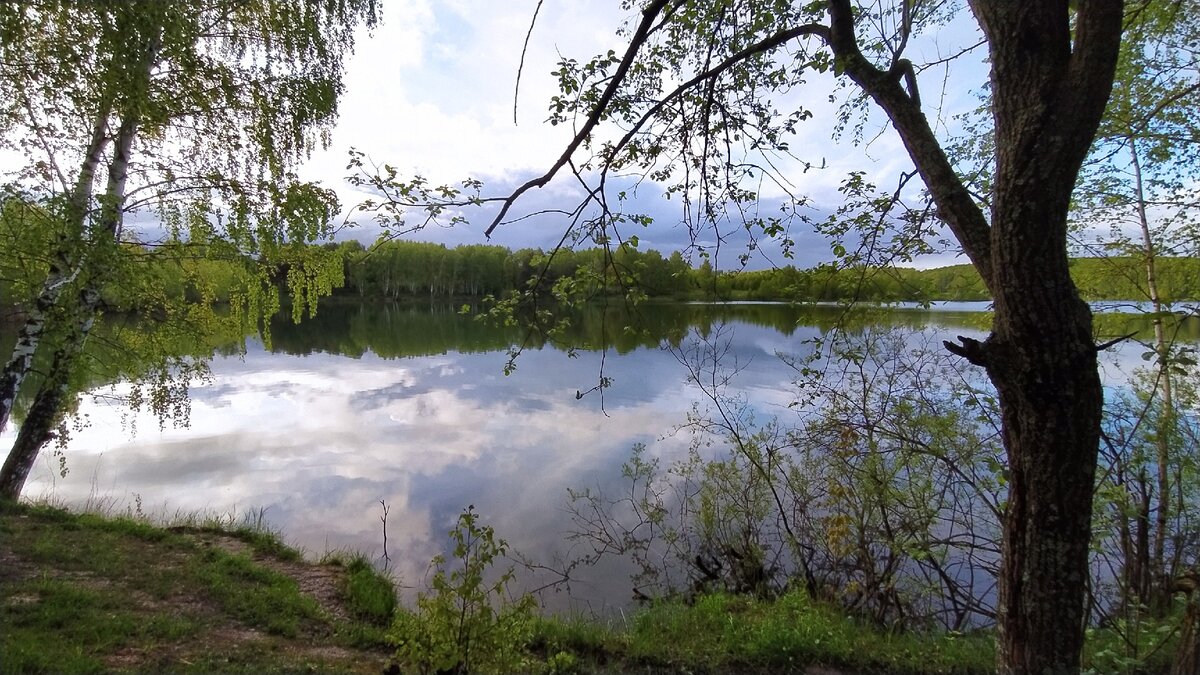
[13,337,730,611]
[8,314,1187,613]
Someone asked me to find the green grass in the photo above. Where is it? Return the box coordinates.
[0,500,396,673]
[524,593,997,674]
[342,555,398,624]
[2,577,199,674]
[184,548,325,637]
[5,499,1178,674]
[561,591,997,674]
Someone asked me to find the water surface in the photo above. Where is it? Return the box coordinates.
[8,300,1194,611]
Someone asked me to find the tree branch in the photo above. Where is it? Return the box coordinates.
[943,335,989,367]
[605,22,829,165]
[512,0,546,125]
[483,0,677,237]
[826,0,993,288]
[1095,332,1138,352]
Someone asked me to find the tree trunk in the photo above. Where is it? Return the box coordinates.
[0,320,86,500]
[954,4,1121,670]
[1130,136,1176,607]
[0,96,145,500]
[986,276,1103,672]
[975,63,1109,667]
[0,101,111,434]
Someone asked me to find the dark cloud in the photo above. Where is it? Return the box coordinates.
[333,170,844,271]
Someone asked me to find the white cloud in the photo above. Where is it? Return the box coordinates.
[305,0,624,188]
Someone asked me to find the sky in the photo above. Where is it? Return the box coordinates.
[297,0,988,271]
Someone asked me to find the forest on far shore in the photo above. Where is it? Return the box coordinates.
[12,238,1193,316]
[323,239,1200,304]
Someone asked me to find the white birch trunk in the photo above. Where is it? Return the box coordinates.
[0,101,112,434]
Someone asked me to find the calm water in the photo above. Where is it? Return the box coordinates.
[7,300,1196,612]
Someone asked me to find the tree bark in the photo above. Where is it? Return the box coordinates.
[985,236,1103,672]
[0,83,147,500]
[0,308,90,500]
[980,4,1120,663]
[0,0,160,496]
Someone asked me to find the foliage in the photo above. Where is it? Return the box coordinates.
[568,325,1005,629]
[390,506,536,675]
[1083,605,1183,675]
[1073,0,1200,260]
[0,0,373,499]
[1066,0,1200,635]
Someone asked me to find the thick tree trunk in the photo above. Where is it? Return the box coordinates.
[957,4,1120,670]
[827,1,1121,665]
[972,83,1109,669]
[986,266,1103,672]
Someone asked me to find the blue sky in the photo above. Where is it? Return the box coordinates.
[297,0,988,270]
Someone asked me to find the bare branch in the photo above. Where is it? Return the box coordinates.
[827,0,993,287]
[483,0,677,237]
[513,0,546,126]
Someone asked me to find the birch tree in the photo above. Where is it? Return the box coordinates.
[1074,0,1200,616]
[0,1,376,499]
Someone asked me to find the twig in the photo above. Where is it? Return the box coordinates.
[513,0,546,125]
[379,499,391,570]
[1095,332,1138,352]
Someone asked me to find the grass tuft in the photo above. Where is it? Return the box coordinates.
[342,555,397,625]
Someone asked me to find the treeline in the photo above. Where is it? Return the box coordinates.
[332,240,699,300]
[37,239,1194,310]
[720,257,1200,302]
[329,239,1200,303]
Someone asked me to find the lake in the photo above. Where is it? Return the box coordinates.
[6,300,1197,613]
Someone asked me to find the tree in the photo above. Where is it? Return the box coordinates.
[0,1,376,499]
[489,1,1123,671]
[1073,0,1200,615]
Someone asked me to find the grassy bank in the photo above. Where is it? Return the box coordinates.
[0,500,394,674]
[2,501,1176,674]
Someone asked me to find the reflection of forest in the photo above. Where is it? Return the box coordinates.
[4,302,1194,419]
[268,300,999,359]
[4,301,1197,368]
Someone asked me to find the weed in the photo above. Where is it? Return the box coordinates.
[390,506,536,674]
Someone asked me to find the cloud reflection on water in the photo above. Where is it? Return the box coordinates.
[18,334,745,610]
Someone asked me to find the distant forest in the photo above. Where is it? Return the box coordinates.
[326,240,1200,303]
[49,240,1194,313]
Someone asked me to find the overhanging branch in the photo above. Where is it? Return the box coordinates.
[606,22,830,163]
[826,0,994,288]
[483,0,677,238]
